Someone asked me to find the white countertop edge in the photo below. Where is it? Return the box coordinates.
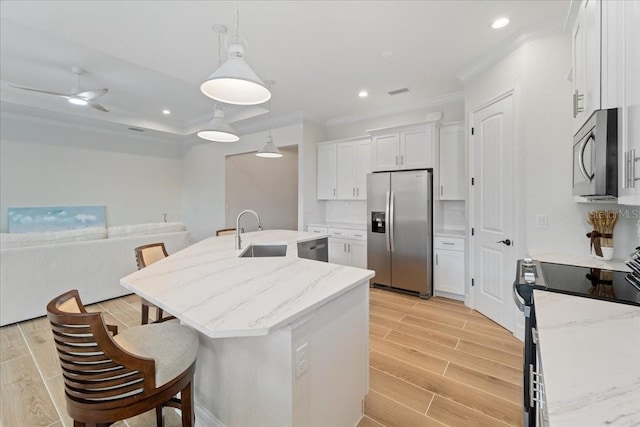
[532,252,631,272]
[306,222,367,231]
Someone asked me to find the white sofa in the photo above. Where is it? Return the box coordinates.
[0,228,189,326]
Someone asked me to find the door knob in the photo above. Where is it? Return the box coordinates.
[497,239,512,246]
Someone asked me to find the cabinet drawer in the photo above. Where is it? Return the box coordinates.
[434,236,465,251]
[348,230,367,240]
[328,228,367,240]
[307,225,328,234]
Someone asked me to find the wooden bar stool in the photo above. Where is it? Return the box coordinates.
[47,289,198,427]
[134,243,175,324]
[215,227,237,236]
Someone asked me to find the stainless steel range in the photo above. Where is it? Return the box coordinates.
[513,252,640,427]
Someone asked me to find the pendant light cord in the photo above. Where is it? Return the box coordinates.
[267,81,273,137]
[235,0,240,37]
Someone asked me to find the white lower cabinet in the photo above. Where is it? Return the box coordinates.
[328,227,367,268]
[433,236,465,296]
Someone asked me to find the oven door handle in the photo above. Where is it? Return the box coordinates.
[513,282,525,313]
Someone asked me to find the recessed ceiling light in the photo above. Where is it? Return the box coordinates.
[358,90,368,98]
[162,109,171,115]
[491,17,510,29]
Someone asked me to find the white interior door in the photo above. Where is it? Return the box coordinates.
[470,93,516,331]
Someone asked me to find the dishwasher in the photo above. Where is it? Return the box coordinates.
[297,237,328,262]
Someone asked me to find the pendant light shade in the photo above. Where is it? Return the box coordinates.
[197,108,239,142]
[200,43,271,106]
[256,135,282,158]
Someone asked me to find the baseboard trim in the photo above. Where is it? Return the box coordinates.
[195,403,224,427]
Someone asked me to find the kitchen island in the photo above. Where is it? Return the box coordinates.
[121,230,375,427]
[534,291,640,426]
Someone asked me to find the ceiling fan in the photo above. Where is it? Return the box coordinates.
[13,67,109,112]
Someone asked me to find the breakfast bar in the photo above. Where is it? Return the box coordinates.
[121,230,375,426]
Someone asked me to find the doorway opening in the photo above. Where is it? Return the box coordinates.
[224,146,298,231]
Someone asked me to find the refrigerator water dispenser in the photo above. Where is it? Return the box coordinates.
[371,212,385,233]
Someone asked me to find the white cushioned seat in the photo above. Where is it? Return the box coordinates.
[0,227,107,250]
[108,222,185,239]
[114,322,198,387]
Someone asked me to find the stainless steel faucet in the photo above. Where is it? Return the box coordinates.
[235,210,262,250]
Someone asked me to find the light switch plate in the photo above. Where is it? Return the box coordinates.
[536,214,548,230]
[295,342,309,378]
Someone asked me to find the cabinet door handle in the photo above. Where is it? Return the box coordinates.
[400,154,404,165]
[344,243,347,252]
[395,155,398,166]
[333,188,336,196]
[348,243,351,252]
[356,188,359,196]
[442,242,455,246]
[573,90,584,118]
[440,185,443,196]
[436,254,439,265]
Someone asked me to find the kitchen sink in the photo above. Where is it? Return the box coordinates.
[239,243,287,258]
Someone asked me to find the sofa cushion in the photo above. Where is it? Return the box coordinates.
[107,222,185,238]
[0,227,107,250]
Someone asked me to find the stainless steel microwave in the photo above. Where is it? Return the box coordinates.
[572,109,618,200]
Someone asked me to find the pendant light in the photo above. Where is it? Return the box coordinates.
[197,107,239,142]
[200,4,271,106]
[257,81,282,158]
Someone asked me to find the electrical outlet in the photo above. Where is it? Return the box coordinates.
[536,214,548,230]
[295,342,309,378]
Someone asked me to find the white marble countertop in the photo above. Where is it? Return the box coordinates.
[532,253,631,272]
[534,290,640,426]
[307,222,367,231]
[120,230,374,339]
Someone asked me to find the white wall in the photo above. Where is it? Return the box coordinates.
[300,120,326,228]
[0,114,183,232]
[182,123,303,242]
[225,146,298,231]
[464,32,638,259]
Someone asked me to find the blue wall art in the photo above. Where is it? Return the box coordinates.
[7,206,106,233]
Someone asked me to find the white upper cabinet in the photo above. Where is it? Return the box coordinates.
[317,137,371,200]
[439,122,466,200]
[371,133,400,171]
[618,0,640,205]
[317,143,337,199]
[572,0,601,133]
[370,122,438,172]
[355,140,372,200]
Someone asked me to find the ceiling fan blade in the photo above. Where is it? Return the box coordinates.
[12,85,68,97]
[86,100,109,112]
[76,88,108,99]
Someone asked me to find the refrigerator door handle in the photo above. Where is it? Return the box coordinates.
[389,191,395,253]
[385,190,391,252]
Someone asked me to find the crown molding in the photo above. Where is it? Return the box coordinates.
[457,16,566,83]
[324,92,465,128]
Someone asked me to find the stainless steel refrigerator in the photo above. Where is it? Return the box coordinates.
[367,170,433,298]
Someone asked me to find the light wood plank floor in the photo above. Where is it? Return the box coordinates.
[1,289,523,427]
[360,288,524,427]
